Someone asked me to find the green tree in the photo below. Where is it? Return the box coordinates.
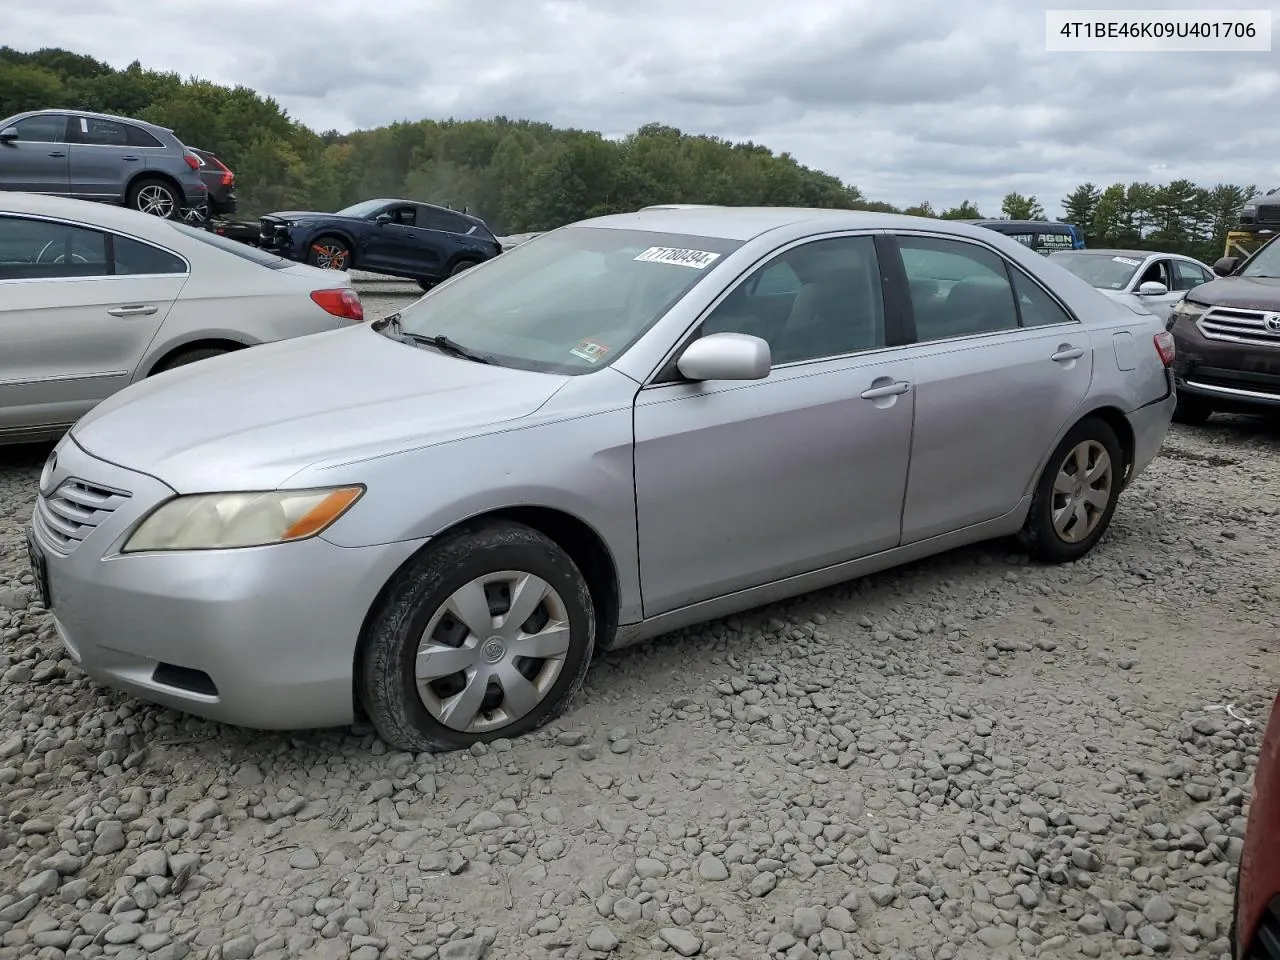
[902,201,936,218]
[939,200,982,219]
[1000,192,1045,220]
[1061,183,1100,240]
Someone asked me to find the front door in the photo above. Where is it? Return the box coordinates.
[0,215,184,438]
[0,114,71,194]
[1133,257,1183,322]
[362,204,423,275]
[633,233,916,616]
[888,232,1095,543]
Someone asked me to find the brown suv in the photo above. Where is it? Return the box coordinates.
[1167,234,1280,424]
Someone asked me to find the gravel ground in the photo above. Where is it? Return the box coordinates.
[1,294,1277,960]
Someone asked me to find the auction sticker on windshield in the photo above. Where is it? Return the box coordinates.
[570,339,611,363]
[634,247,721,269]
[1113,256,1142,266]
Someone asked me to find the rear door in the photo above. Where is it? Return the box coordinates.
[0,214,187,435]
[0,114,72,194]
[887,232,1094,544]
[67,116,140,200]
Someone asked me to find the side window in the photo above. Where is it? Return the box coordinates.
[113,235,187,276]
[11,115,67,143]
[0,216,108,280]
[124,124,164,148]
[1137,259,1172,289]
[417,209,453,231]
[76,117,130,147]
[390,206,416,226]
[699,235,885,365]
[1010,268,1075,327]
[1172,260,1210,291]
[897,236,1019,341]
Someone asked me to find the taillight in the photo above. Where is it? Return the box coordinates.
[1154,330,1176,367]
[183,152,200,170]
[311,288,364,321]
[221,172,234,186]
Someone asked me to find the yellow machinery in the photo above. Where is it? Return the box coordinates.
[1224,230,1274,259]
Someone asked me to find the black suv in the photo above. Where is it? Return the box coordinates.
[1166,234,1280,423]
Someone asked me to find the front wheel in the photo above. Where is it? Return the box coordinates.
[1019,417,1123,564]
[359,521,595,752]
[307,237,351,271]
[1172,392,1215,425]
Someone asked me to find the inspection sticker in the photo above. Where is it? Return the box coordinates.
[570,339,610,363]
[634,246,721,269]
[1112,256,1142,266]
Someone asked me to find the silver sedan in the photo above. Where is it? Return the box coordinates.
[27,206,1176,751]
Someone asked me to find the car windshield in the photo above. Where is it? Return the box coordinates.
[1050,252,1142,290]
[336,199,387,219]
[168,222,289,268]
[1238,237,1280,278]
[389,226,742,374]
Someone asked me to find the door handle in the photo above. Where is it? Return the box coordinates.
[122,155,140,162]
[47,151,66,158]
[860,380,911,399]
[1051,346,1085,362]
[107,305,158,317]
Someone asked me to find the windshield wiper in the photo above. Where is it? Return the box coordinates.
[374,315,493,364]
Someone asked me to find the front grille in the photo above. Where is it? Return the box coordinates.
[1197,307,1280,348]
[33,478,131,554]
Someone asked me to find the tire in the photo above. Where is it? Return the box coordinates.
[127,178,181,219]
[151,346,230,375]
[1019,417,1124,564]
[450,259,478,276]
[307,236,351,271]
[1172,392,1215,425]
[359,520,595,753]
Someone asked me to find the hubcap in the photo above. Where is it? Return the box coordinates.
[312,243,348,269]
[415,571,571,733]
[1051,440,1113,543]
[137,185,175,218]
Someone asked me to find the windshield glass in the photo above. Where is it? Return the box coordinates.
[336,199,387,219]
[392,226,742,374]
[1239,236,1280,278]
[167,222,289,268]
[1049,252,1142,290]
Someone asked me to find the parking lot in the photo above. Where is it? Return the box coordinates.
[0,279,1277,960]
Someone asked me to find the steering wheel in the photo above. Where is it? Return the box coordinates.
[35,240,90,265]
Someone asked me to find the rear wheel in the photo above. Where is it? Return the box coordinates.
[1172,392,1215,425]
[151,346,231,375]
[307,236,351,271]
[1019,417,1123,564]
[358,520,595,753]
[417,280,435,293]
[127,178,180,219]
[450,259,478,276]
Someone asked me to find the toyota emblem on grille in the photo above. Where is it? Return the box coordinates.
[1265,313,1280,332]
[38,452,57,496]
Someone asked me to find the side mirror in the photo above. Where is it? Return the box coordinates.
[1138,281,1168,297]
[1213,256,1239,277]
[0,127,18,142]
[374,212,393,225]
[676,332,771,382]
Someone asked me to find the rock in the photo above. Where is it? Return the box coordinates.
[793,906,822,938]
[289,847,320,869]
[465,811,503,834]
[1138,925,1172,952]
[438,936,490,960]
[223,934,256,960]
[748,871,778,897]
[1143,895,1176,924]
[104,923,143,945]
[659,928,703,956]
[125,849,168,878]
[697,856,728,881]
[586,926,619,952]
[16,869,59,898]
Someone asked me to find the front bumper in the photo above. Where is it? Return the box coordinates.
[28,437,427,731]
[1172,321,1280,412]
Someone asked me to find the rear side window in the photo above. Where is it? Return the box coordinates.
[0,215,108,280]
[167,221,290,268]
[113,235,187,275]
[76,117,130,147]
[420,209,473,234]
[897,236,1020,341]
[1009,268,1075,327]
[125,124,164,148]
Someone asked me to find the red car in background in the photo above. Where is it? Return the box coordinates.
[1237,689,1280,958]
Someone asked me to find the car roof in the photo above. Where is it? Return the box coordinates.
[371,198,487,225]
[576,205,1019,243]
[1,192,189,238]
[13,108,173,134]
[963,219,1074,229]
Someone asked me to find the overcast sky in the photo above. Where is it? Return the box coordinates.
[10,0,1280,217]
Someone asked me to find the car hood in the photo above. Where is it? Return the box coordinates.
[70,326,569,493]
[1188,276,1280,310]
[261,210,342,222]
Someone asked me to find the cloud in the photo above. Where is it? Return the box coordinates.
[8,0,1280,216]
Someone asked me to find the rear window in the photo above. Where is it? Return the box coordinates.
[168,222,290,268]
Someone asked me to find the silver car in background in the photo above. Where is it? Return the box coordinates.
[27,206,1176,752]
[0,109,208,219]
[2,193,366,444]
[1049,248,1215,323]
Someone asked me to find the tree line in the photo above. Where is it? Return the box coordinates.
[0,47,1255,260]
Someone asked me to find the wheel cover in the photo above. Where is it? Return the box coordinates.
[311,243,348,269]
[414,571,571,733]
[1050,440,1113,543]
[136,185,175,218]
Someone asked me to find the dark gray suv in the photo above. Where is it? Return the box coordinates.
[0,109,208,219]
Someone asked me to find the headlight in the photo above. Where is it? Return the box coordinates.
[122,486,364,553]
[1169,299,1208,325]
